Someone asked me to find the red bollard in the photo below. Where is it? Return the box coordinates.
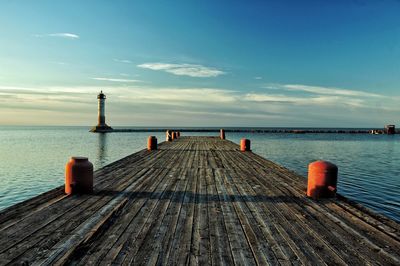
[220,129,225,140]
[65,157,93,195]
[172,131,177,140]
[240,138,251,151]
[147,136,157,150]
[307,160,338,199]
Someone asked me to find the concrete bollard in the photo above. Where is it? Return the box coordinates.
[147,136,157,151]
[166,130,172,141]
[220,129,225,140]
[65,157,93,195]
[307,160,338,199]
[240,138,251,151]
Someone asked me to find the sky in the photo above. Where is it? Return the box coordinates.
[0,0,399,127]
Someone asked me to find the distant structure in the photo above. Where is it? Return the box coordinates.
[90,91,113,133]
[385,124,395,135]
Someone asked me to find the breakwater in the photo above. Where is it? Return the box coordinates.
[107,128,398,134]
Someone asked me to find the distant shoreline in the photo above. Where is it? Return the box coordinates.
[97,128,398,134]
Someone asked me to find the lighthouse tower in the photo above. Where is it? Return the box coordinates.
[90,91,113,132]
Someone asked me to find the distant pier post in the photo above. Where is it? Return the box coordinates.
[240,138,251,151]
[90,91,113,133]
[166,130,172,141]
[147,136,157,150]
[172,131,177,140]
[385,125,395,135]
[220,129,226,140]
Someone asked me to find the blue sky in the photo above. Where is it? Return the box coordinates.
[0,0,399,127]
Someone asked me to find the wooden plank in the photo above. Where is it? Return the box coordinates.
[220,167,276,265]
[188,167,211,265]
[164,168,197,265]
[213,168,256,265]
[174,167,198,265]
[153,169,191,265]
[206,167,235,265]
[152,168,191,265]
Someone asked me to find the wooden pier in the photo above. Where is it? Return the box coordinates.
[0,136,399,265]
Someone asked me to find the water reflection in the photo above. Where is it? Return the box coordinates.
[96,133,108,168]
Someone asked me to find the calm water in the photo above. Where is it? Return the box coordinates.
[0,126,399,222]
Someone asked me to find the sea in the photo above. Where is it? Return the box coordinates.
[0,126,399,222]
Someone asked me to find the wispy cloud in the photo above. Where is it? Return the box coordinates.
[254,77,262,80]
[244,93,365,107]
[267,84,383,98]
[91,77,140,83]
[34,33,79,39]
[253,83,392,110]
[120,87,237,104]
[114,59,132,64]
[137,63,225,77]
[52,62,69,65]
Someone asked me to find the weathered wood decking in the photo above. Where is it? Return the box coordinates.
[0,136,399,265]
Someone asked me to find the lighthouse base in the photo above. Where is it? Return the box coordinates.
[90,124,113,133]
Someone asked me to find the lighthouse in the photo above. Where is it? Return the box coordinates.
[90,91,113,132]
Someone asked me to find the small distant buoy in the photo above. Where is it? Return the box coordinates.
[65,157,93,195]
[240,138,251,151]
[220,129,225,140]
[147,136,157,150]
[307,160,338,199]
[166,130,172,141]
[172,131,177,140]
